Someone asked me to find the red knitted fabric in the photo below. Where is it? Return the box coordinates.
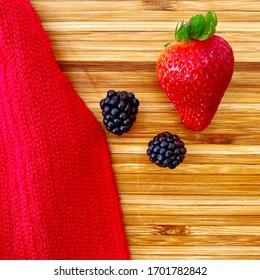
[0,0,130,260]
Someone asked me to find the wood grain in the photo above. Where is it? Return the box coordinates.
[32,0,260,260]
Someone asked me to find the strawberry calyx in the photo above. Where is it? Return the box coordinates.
[165,10,218,46]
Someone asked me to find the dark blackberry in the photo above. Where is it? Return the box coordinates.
[147,132,187,169]
[100,90,139,135]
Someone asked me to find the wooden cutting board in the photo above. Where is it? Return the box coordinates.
[31,0,260,260]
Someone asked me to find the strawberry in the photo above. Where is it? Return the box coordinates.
[157,11,234,131]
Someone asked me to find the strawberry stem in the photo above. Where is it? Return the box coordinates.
[174,10,218,43]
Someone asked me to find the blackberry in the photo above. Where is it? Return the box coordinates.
[147,132,187,169]
[100,90,139,135]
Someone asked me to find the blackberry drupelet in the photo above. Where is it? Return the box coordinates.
[100,90,139,135]
[147,132,187,169]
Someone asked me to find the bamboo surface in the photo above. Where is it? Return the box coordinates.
[31,0,260,260]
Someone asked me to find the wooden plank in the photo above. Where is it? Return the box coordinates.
[130,246,260,256]
[127,234,260,246]
[49,32,260,43]
[121,195,260,206]
[131,255,260,260]
[124,215,260,226]
[118,179,259,194]
[118,183,260,196]
[113,164,260,175]
[122,205,260,216]
[31,1,260,12]
[42,22,260,32]
[35,11,260,23]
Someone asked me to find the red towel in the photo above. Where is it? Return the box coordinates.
[0,0,130,260]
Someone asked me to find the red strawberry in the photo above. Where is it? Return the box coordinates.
[157,11,234,131]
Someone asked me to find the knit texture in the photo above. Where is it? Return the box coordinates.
[0,0,130,260]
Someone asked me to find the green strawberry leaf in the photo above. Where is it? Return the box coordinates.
[189,14,206,38]
[174,10,218,43]
[198,11,218,40]
[175,21,186,42]
[206,10,218,27]
[164,42,171,47]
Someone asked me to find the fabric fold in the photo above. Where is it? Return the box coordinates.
[0,0,130,260]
